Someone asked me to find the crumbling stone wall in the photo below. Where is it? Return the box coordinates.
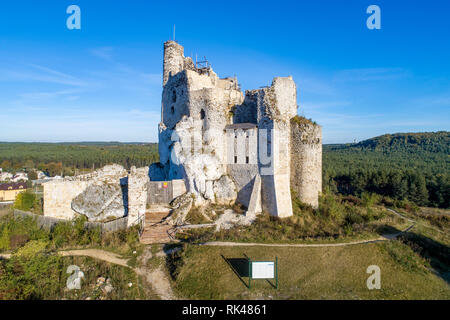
[290,117,322,208]
[43,180,90,220]
[255,77,297,218]
[127,166,149,227]
[43,164,151,226]
[226,125,258,208]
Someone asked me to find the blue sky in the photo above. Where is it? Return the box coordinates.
[0,0,449,143]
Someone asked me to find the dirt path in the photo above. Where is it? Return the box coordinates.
[59,247,175,300]
[135,246,175,300]
[200,238,388,248]
[59,249,129,267]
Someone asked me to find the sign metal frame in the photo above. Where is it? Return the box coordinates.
[248,257,278,289]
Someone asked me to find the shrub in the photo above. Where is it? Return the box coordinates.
[0,216,49,252]
[50,216,102,248]
[341,195,362,206]
[13,191,36,211]
[15,240,48,258]
[394,199,419,213]
[318,192,345,220]
[361,192,380,208]
[9,234,29,250]
[345,212,365,225]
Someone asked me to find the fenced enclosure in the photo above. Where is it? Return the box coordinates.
[12,209,128,233]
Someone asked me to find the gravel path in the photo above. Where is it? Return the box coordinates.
[59,249,129,267]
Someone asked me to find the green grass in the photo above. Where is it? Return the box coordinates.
[178,193,406,245]
[170,241,450,300]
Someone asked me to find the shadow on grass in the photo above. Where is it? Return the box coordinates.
[221,254,250,289]
[381,224,450,284]
[399,231,450,284]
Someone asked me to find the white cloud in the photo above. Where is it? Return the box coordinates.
[0,65,89,87]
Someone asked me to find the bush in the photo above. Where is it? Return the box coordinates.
[345,212,365,225]
[0,254,65,299]
[361,192,380,208]
[318,192,345,220]
[0,216,48,252]
[394,199,419,213]
[50,215,102,248]
[13,191,36,212]
[15,240,48,258]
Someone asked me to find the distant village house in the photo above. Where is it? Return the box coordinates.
[0,182,28,202]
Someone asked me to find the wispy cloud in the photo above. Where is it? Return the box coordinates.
[90,47,114,61]
[0,64,89,87]
[19,89,83,100]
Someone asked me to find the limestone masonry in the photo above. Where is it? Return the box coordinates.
[43,40,322,226]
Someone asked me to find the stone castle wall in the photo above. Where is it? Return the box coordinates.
[290,118,322,208]
[43,180,91,220]
[256,77,297,217]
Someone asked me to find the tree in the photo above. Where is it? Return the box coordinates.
[24,160,35,170]
[27,170,38,181]
[0,160,11,170]
[14,191,36,211]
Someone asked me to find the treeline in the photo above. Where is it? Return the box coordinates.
[1,131,448,208]
[0,142,159,175]
[324,132,450,208]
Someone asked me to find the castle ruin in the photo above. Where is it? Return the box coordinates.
[42,40,322,231]
[151,40,322,217]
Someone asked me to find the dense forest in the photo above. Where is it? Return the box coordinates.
[0,131,448,208]
[0,142,159,176]
[323,131,449,208]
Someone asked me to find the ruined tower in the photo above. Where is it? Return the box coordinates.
[290,117,322,208]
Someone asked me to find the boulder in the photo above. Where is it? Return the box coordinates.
[71,182,127,222]
[213,175,237,205]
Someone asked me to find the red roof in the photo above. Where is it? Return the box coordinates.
[0,182,28,191]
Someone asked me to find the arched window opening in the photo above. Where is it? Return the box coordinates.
[171,106,175,114]
[200,109,205,120]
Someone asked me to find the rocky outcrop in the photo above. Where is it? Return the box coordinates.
[213,175,237,205]
[165,193,193,226]
[71,182,127,222]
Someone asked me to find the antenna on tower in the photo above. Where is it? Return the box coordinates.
[173,24,176,41]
